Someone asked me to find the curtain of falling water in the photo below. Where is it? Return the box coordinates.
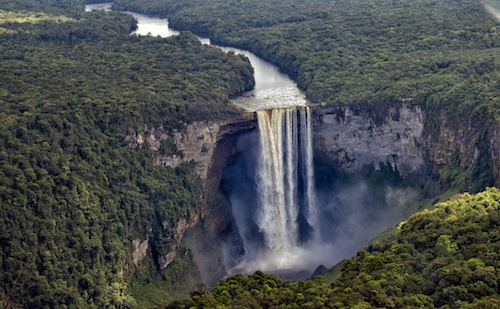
[254,107,318,255]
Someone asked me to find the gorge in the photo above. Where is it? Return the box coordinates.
[85,3,483,287]
[2,0,499,307]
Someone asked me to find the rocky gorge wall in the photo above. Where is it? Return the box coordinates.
[124,102,500,276]
[312,104,426,175]
[125,113,256,184]
[312,103,499,186]
[124,113,255,269]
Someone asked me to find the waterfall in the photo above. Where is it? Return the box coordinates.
[301,107,319,239]
[254,106,318,258]
[255,109,290,251]
[284,109,299,245]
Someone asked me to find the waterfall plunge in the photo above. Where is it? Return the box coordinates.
[233,107,320,274]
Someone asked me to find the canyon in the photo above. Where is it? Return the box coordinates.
[126,100,499,285]
[85,2,500,288]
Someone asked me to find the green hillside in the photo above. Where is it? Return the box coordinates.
[162,187,500,308]
[0,2,254,307]
[113,0,500,119]
[2,0,500,307]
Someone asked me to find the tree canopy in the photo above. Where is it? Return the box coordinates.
[162,187,500,308]
[113,0,500,121]
[0,3,254,307]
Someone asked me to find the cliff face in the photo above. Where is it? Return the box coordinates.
[313,104,426,175]
[312,104,498,183]
[125,113,256,271]
[125,113,256,183]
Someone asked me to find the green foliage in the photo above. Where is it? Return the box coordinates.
[166,188,500,308]
[0,5,254,308]
[131,248,203,308]
[112,0,500,115]
[112,0,500,194]
[0,0,86,15]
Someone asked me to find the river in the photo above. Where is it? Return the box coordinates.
[85,3,307,111]
[85,3,323,280]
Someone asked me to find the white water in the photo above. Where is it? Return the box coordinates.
[85,3,322,275]
[236,107,319,273]
[284,109,299,244]
[301,107,320,239]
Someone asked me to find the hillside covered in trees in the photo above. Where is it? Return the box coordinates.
[0,1,254,307]
[113,0,500,123]
[3,0,500,308]
[161,187,500,308]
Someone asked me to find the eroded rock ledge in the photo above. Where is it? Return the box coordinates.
[312,103,500,184]
[125,112,256,183]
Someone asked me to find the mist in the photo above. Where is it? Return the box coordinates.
[316,182,418,265]
[215,127,420,281]
[483,2,500,22]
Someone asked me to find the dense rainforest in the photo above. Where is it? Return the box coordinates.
[3,0,500,308]
[113,0,500,123]
[0,1,254,307]
[161,187,500,308]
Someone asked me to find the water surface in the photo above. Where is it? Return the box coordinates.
[85,3,306,111]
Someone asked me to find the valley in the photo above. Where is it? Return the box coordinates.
[1,0,500,308]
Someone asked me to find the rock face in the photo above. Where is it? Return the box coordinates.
[313,104,426,175]
[125,113,256,182]
[132,238,149,266]
[312,103,499,183]
[125,113,256,271]
[157,214,200,270]
[425,111,481,169]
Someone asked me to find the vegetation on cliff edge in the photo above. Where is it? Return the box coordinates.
[161,187,500,308]
[0,1,254,307]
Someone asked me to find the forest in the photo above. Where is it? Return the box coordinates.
[3,0,500,308]
[160,188,500,308]
[0,0,254,307]
[113,0,500,125]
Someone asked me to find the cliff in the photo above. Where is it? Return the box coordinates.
[125,113,256,271]
[313,104,426,175]
[312,103,498,190]
[125,112,256,184]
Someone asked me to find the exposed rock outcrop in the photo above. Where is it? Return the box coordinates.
[125,113,256,182]
[158,212,200,270]
[132,238,149,266]
[313,104,426,175]
[312,103,499,187]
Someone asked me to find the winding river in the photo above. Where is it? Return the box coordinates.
[85,3,324,280]
[85,3,307,111]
